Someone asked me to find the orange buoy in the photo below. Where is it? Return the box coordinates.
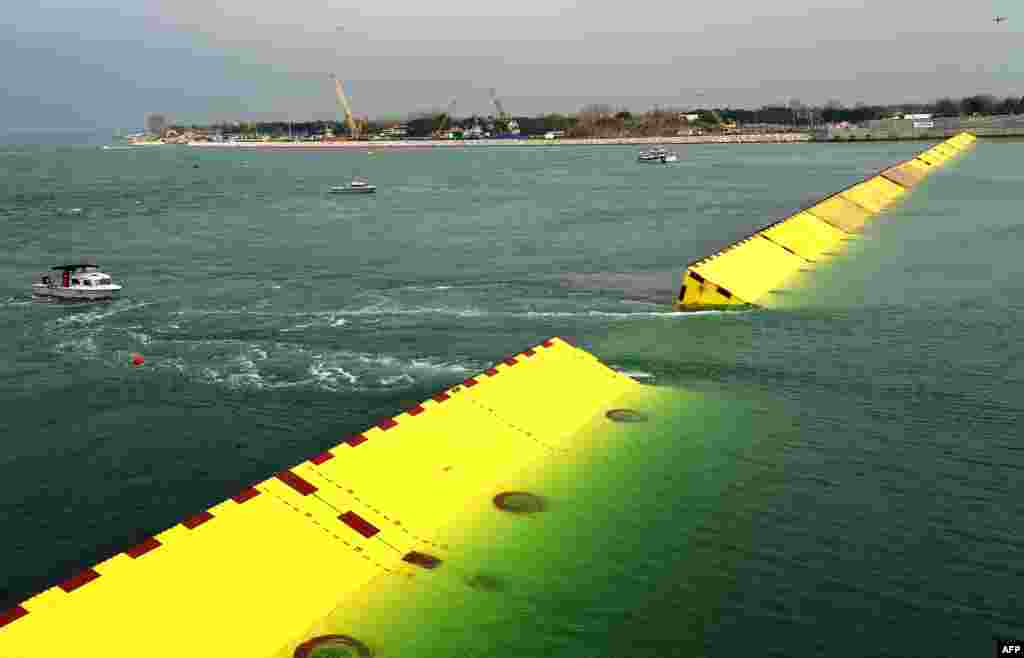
[131,353,145,367]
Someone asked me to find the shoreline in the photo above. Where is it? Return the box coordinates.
[183,133,813,149]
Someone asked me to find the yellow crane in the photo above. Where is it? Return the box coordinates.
[437,98,457,133]
[330,74,360,140]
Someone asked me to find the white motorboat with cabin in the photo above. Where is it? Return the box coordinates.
[330,177,376,194]
[637,146,667,162]
[32,258,123,302]
[638,146,678,163]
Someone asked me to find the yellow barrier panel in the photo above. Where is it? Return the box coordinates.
[677,269,747,308]
[839,175,907,213]
[673,131,977,310]
[805,194,875,232]
[688,235,807,305]
[917,150,947,167]
[760,211,849,261]
[0,338,640,658]
[881,159,930,188]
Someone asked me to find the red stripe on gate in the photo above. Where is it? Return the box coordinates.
[59,568,100,593]
[232,487,261,504]
[310,451,334,465]
[406,405,425,416]
[0,605,28,628]
[276,470,317,495]
[339,511,380,538]
[432,392,450,403]
[345,434,368,447]
[377,418,398,431]
[125,536,162,559]
[183,511,214,529]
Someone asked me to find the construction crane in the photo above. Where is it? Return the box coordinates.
[488,88,509,120]
[329,74,359,140]
[438,98,457,131]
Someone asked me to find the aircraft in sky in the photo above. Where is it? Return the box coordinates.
[993,16,1008,23]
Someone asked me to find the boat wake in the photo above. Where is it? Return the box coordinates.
[140,341,478,393]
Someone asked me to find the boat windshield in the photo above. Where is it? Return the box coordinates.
[100,278,111,285]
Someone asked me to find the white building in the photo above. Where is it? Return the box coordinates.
[378,124,409,139]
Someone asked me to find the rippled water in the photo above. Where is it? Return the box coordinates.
[1,140,1021,656]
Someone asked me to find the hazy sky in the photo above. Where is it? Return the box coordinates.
[2,0,1020,131]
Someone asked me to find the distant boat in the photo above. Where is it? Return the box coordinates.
[32,258,122,302]
[637,147,667,162]
[330,177,376,194]
[638,146,678,163]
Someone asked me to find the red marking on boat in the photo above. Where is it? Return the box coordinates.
[59,568,100,593]
[183,511,214,529]
[0,605,29,629]
[276,471,318,495]
[310,451,334,465]
[232,487,261,504]
[131,353,145,367]
[124,537,162,559]
[339,511,380,538]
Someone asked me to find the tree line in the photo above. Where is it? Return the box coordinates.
[169,93,1024,139]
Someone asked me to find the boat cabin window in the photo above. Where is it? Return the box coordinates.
[100,278,111,285]
[71,278,79,285]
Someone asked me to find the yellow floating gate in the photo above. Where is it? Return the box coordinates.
[881,158,931,188]
[759,211,849,262]
[676,132,976,310]
[0,338,642,658]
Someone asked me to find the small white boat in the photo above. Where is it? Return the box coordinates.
[639,146,678,163]
[330,177,376,194]
[32,258,123,302]
[637,147,667,162]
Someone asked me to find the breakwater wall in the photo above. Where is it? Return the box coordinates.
[187,133,811,150]
[676,132,977,310]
